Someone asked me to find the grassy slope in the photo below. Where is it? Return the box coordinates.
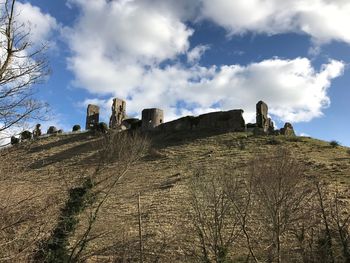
[1,130,350,261]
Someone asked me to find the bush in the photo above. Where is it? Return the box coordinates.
[20,130,32,141]
[347,149,350,155]
[330,140,340,148]
[47,126,58,134]
[11,136,20,145]
[72,125,81,132]
[97,122,108,134]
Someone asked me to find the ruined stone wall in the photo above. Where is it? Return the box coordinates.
[141,108,164,131]
[256,101,269,132]
[85,104,100,130]
[159,110,245,132]
[109,98,127,129]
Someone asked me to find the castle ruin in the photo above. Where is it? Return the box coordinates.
[256,101,269,132]
[141,108,164,131]
[84,98,294,136]
[10,99,296,145]
[109,98,127,129]
[159,110,245,132]
[86,104,100,130]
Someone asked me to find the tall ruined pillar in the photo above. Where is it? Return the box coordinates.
[141,108,164,131]
[256,101,269,132]
[86,104,100,130]
[109,98,127,129]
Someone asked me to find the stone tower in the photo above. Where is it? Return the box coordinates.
[256,101,269,132]
[141,108,164,131]
[86,104,100,130]
[109,98,127,129]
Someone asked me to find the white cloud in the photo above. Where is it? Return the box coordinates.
[66,0,345,126]
[200,0,350,45]
[66,0,192,64]
[187,45,210,64]
[15,2,58,44]
[77,58,344,124]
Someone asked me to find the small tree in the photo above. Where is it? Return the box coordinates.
[0,0,49,134]
[250,148,313,263]
[189,170,240,263]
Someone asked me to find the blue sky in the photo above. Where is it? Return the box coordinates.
[10,0,350,145]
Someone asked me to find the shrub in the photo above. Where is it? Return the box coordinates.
[72,125,81,132]
[20,130,32,141]
[47,126,58,134]
[347,149,350,155]
[330,140,340,148]
[97,122,108,133]
[11,136,20,145]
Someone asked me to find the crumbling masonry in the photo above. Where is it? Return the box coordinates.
[84,98,294,135]
[11,99,296,146]
[109,98,127,129]
[141,108,164,131]
[86,104,100,130]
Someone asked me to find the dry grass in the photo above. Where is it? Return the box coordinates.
[0,130,350,261]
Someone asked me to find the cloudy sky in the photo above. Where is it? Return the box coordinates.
[11,0,350,145]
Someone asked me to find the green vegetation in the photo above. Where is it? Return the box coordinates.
[72,125,81,132]
[34,178,94,262]
[20,130,32,141]
[330,140,340,147]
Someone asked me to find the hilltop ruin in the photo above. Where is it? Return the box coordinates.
[10,99,295,145]
[85,99,294,136]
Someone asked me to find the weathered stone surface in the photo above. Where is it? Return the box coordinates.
[267,118,275,135]
[142,108,164,131]
[33,124,42,138]
[109,98,127,129]
[47,126,58,134]
[280,122,295,136]
[159,110,245,132]
[86,104,100,130]
[122,118,142,130]
[253,127,266,136]
[256,101,269,132]
[246,123,257,133]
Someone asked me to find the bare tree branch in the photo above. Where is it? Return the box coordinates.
[0,0,49,135]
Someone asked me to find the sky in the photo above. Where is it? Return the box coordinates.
[5,0,350,145]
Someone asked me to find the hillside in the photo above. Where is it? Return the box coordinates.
[1,130,350,262]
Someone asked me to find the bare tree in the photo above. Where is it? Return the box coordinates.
[188,170,241,263]
[331,190,350,263]
[0,0,49,134]
[250,148,313,263]
[315,181,335,263]
[224,172,260,263]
